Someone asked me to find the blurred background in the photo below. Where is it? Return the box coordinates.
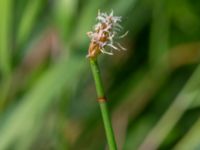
[0,0,200,149]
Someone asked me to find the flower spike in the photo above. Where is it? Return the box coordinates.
[87,10,127,58]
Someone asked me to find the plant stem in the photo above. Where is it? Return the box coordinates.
[89,58,117,150]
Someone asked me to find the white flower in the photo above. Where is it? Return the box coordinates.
[87,10,127,58]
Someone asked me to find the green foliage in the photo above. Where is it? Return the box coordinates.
[0,0,12,77]
[0,0,200,149]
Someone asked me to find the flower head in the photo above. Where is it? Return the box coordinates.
[87,10,127,58]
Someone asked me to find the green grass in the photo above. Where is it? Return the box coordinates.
[0,0,200,149]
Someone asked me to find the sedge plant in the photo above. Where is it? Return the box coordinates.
[87,10,127,150]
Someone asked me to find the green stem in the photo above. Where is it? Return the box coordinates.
[89,58,117,150]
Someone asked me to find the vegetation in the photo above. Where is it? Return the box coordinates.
[0,0,200,149]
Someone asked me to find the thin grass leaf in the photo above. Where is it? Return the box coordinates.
[0,54,85,149]
[149,0,170,66]
[16,0,46,46]
[173,117,200,150]
[53,0,77,40]
[139,64,200,150]
[0,0,12,77]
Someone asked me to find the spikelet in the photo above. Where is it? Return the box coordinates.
[87,10,127,58]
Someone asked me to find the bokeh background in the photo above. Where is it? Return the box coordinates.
[0,0,200,149]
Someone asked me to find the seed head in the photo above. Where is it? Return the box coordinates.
[87,10,127,58]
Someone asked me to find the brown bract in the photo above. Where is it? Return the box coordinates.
[87,23,109,58]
